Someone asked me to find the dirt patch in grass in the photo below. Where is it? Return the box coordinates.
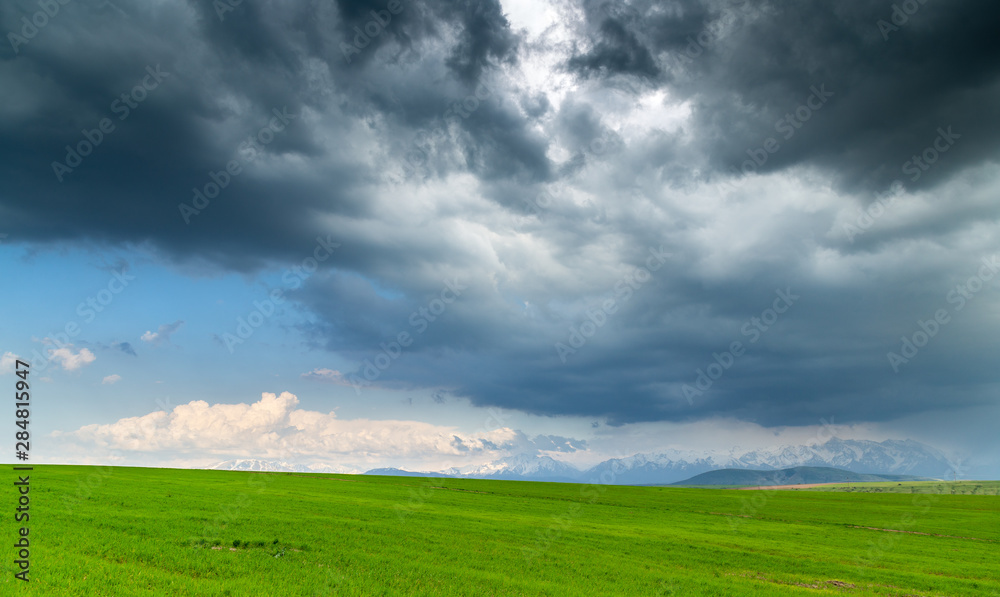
[427,486,490,494]
[847,525,994,542]
[734,572,859,591]
[737,483,844,490]
[792,580,857,590]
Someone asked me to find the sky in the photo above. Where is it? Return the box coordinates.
[1,0,998,476]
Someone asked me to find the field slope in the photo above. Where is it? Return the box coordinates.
[1,465,998,596]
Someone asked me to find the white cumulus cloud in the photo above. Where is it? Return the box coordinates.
[42,343,96,371]
[0,352,17,375]
[102,374,122,385]
[62,392,521,468]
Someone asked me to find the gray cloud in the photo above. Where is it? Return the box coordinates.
[141,320,185,346]
[113,341,137,356]
[566,0,1000,194]
[2,0,999,433]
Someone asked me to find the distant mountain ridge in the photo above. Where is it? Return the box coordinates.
[578,437,954,485]
[206,437,957,485]
[363,468,450,478]
[441,453,583,482]
[671,466,934,487]
[209,459,360,474]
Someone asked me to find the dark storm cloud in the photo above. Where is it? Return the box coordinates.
[567,17,660,79]
[3,0,999,430]
[1,0,340,269]
[567,0,717,80]
[292,201,1000,427]
[0,0,533,270]
[567,0,1000,194]
[440,0,518,82]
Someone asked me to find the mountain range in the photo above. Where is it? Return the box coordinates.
[208,459,360,475]
[207,438,958,485]
[210,438,954,485]
[581,438,957,485]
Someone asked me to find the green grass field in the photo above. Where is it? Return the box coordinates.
[2,466,998,596]
[789,480,1000,495]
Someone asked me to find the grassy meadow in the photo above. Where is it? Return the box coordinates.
[789,480,1000,495]
[2,465,998,596]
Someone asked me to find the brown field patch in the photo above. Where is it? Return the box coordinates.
[737,482,844,490]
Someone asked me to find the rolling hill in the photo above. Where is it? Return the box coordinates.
[672,466,935,486]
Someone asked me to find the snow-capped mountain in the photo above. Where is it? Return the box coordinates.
[209,458,295,472]
[207,438,958,485]
[207,459,360,474]
[445,453,583,481]
[439,438,956,485]
[584,452,724,485]
[363,468,450,478]
[730,438,953,477]
[588,438,956,484]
